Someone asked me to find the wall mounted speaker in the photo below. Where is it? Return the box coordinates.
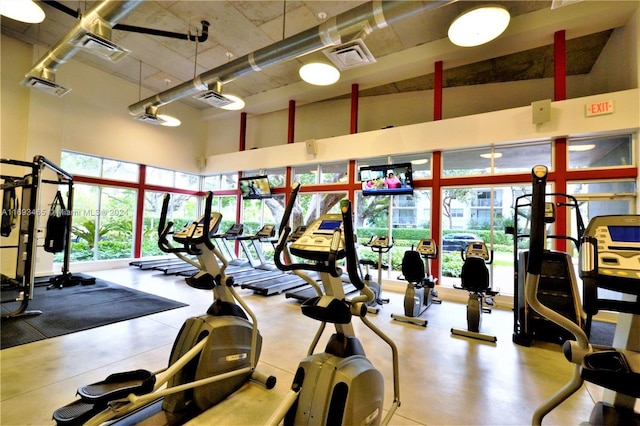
[532,99,551,124]
[305,139,317,155]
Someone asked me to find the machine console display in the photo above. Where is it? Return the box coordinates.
[417,238,436,256]
[585,215,640,280]
[464,241,490,260]
[370,236,390,248]
[289,214,345,261]
[173,212,222,244]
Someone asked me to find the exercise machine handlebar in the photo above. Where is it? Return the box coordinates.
[273,184,343,278]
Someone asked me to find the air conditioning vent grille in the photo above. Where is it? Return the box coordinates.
[21,76,71,97]
[193,90,233,108]
[70,32,130,62]
[133,113,167,125]
[323,39,376,71]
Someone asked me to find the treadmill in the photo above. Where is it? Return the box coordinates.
[237,225,312,296]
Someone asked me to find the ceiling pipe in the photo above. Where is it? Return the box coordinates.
[128,0,456,116]
[43,1,210,43]
[22,0,141,85]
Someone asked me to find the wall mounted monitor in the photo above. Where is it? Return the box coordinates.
[239,175,272,199]
[359,162,413,196]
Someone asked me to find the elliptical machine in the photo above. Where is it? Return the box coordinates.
[450,241,499,342]
[267,183,400,425]
[53,192,275,426]
[525,165,639,426]
[391,238,441,327]
[359,235,393,313]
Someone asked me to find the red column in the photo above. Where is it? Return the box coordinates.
[434,60,443,121]
[133,164,146,258]
[431,151,442,280]
[554,30,566,101]
[350,84,359,134]
[287,100,295,143]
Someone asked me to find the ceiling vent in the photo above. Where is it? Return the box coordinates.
[133,107,168,125]
[193,90,233,108]
[21,72,71,97]
[69,31,130,62]
[133,112,168,125]
[323,38,376,71]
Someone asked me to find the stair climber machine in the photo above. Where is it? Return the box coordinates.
[511,189,584,346]
[450,241,500,342]
[267,183,401,426]
[391,238,442,327]
[525,165,639,426]
[52,192,276,426]
[360,235,393,314]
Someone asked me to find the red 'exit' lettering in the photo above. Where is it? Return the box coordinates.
[586,100,614,116]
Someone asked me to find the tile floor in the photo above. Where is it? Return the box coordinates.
[0,266,613,425]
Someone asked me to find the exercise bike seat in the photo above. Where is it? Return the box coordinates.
[401,250,425,283]
[460,257,490,293]
[77,369,155,404]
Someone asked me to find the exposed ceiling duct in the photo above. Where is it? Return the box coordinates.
[21,0,141,96]
[128,0,457,116]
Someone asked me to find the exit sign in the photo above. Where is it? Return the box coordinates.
[585,100,614,117]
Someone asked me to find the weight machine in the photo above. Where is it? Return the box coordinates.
[1,155,84,319]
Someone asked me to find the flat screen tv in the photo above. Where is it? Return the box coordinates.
[359,162,413,196]
[239,175,272,199]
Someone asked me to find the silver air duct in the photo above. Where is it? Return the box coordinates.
[22,0,141,96]
[128,0,455,115]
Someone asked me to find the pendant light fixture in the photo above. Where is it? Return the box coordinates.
[299,62,340,86]
[448,4,510,47]
[0,0,45,23]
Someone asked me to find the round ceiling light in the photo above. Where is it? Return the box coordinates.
[220,94,245,111]
[299,63,340,86]
[0,0,45,23]
[448,5,510,47]
[157,114,181,127]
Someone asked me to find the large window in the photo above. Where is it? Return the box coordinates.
[440,184,528,296]
[568,135,633,169]
[443,143,552,176]
[61,151,138,182]
[64,184,137,261]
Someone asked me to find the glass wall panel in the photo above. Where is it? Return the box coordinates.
[442,149,492,177]
[203,175,221,191]
[141,191,197,257]
[293,165,318,184]
[220,173,238,190]
[493,143,551,174]
[67,184,100,261]
[66,184,137,261]
[102,159,138,182]
[61,151,101,178]
[440,184,526,296]
[568,135,633,169]
[175,172,200,191]
[146,166,175,187]
[320,162,348,184]
[97,187,136,260]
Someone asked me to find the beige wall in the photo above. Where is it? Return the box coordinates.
[1,35,207,174]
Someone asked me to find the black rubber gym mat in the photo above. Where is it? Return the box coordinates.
[1,278,187,349]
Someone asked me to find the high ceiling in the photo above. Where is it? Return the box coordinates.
[2,1,637,119]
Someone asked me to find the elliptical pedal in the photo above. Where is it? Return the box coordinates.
[53,400,106,426]
[76,369,156,404]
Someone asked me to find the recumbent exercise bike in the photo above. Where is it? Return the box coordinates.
[391,238,441,327]
[450,241,499,342]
